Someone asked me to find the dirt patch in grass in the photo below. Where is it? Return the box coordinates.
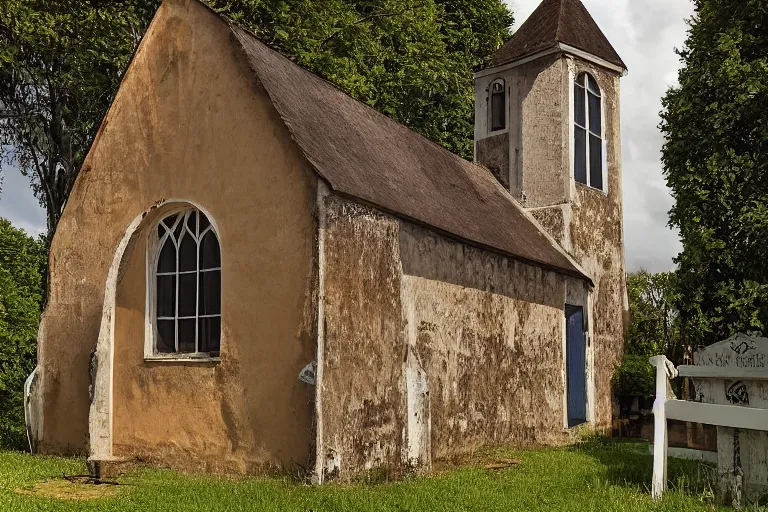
[483,458,521,470]
[15,477,120,500]
[432,445,525,473]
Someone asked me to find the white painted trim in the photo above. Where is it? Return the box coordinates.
[586,288,596,423]
[650,355,672,501]
[562,291,591,430]
[652,446,719,465]
[601,82,609,196]
[90,198,221,462]
[666,400,768,429]
[313,182,329,484]
[474,43,625,80]
[144,204,222,359]
[676,365,768,380]
[144,355,221,363]
[567,60,576,189]
[572,71,606,194]
[474,47,562,78]
[487,78,509,136]
[24,366,39,452]
[157,268,220,276]
[558,44,626,75]
[90,213,144,460]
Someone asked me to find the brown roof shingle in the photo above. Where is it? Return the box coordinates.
[228,23,589,281]
[490,0,625,70]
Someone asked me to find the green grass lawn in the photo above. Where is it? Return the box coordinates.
[0,440,730,511]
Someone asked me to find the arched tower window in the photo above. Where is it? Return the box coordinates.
[574,72,603,190]
[490,79,506,132]
[152,209,221,355]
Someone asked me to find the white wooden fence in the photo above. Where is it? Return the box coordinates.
[650,350,768,503]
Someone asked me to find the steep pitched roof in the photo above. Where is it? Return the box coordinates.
[226,23,589,281]
[490,0,625,70]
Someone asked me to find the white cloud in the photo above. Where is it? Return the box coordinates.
[507,0,694,272]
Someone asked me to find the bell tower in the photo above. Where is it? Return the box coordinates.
[473,0,628,428]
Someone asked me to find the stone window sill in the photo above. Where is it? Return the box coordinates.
[487,128,509,137]
[144,354,220,363]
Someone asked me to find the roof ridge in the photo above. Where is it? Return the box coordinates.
[555,0,567,42]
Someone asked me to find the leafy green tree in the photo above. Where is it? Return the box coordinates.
[625,270,683,363]
[615,271,683,399]
[0,0,155,236]
[660,0,768,346]
[212,0,511,159]
[0,219,46,450]
[613,354,655,399]
[1,0,512,237]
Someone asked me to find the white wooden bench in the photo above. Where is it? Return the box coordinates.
[650,353,768,502]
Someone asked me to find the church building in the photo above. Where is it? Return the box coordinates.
[28,0,627,481]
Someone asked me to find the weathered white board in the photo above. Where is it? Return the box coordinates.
[692,333,768,506]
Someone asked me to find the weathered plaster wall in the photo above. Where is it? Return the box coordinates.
[565,60,625,428]
[475,55,567,205]
[400,222,587,458]
[475,133,509,189]
[320,196,407,480]
[528,58,626,429]
[320,195,589,480]
[36,0,318,472]
[517,56,570,209]
[476,54,626,431]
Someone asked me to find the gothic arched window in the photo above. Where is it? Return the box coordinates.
[574,72,603,190]
[490,79,506,132]
[153,209,221,355]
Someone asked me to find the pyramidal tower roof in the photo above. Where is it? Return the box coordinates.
[490,0,625,70]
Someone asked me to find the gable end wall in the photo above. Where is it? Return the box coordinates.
[35,0,319,473]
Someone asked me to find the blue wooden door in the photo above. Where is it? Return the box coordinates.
[566,306,586,427]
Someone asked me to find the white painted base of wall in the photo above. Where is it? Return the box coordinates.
[647,445,718,465]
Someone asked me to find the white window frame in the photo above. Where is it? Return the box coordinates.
[488,77,508,135]
[144,206,221,361]
[571,71,607,193]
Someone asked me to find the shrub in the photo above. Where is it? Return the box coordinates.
[0,219,46,450]
[613,354,655,398]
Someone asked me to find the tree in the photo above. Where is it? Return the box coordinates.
[624,270,682,363]
[660,0,768,346]
[0,0,157,237]
[1,0,512,237]
[614,271,682,399]
[0,218,46,450]
[212,0,511,160]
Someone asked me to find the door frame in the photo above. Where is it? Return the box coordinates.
[565,305,587,427]
[561,286,595,430]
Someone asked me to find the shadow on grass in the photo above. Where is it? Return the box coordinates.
[569,438,717,499]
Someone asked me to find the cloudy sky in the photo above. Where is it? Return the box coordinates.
[0,0,694,272]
